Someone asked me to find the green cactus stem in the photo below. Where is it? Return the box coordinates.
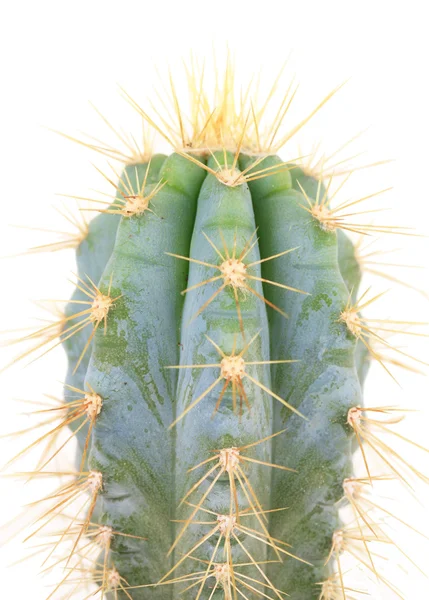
[8,61,425,600]
[61,147,363,599]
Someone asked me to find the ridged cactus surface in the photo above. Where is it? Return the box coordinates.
[59,140,367,598]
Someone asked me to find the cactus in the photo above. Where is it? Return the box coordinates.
[4,59,428,600]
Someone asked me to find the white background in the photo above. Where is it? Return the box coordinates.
[0,1,428,599]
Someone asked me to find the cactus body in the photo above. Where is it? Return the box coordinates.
[56,141,370,599]
[9,62,425,600]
